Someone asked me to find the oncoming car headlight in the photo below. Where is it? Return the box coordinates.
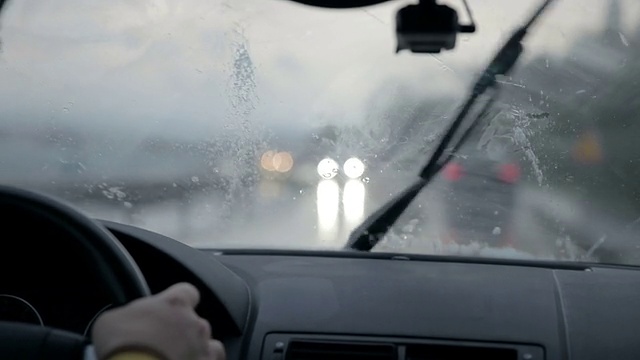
[317,158,339,179]
[343,157,365,179]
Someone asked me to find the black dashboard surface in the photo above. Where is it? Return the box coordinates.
[106,221,640,360]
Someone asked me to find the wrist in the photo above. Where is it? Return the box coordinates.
[104,351,162,360]
[94,344,169,360]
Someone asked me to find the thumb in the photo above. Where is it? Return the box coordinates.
[159,282,201,308]
[208,339,226,360]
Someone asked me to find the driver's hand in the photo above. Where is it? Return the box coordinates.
[91,282,225,360]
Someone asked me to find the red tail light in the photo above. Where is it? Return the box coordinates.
[443,162,464,181]
[498,163,520,183]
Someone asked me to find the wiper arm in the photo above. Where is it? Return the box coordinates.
[346,0,556,251]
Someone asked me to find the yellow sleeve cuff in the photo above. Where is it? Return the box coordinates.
[105,351,161,360]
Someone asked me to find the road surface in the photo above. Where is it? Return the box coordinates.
[63,169,640,265]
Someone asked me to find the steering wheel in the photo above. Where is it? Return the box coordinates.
[0,185,150,359]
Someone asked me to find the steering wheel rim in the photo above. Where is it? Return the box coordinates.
[0,185,150,303]
[0,321,89,359]
[0,185,151,358]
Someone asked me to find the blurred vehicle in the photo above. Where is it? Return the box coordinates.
[437,150,521,248]
[256,124,370,177]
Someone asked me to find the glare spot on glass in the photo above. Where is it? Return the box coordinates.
[342,179,365,230]
[316,180,340,243]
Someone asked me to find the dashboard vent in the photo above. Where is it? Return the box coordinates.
[285,339,397,360]
[406,344,518,360]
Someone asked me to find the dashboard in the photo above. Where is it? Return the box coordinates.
[4,218,640,360]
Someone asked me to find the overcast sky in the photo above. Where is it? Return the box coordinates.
[0,0,638,140]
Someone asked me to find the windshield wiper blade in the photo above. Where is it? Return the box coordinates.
[346,0,556,251]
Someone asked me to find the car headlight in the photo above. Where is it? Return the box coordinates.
[273,151,294,173]
[261,150,294,173]
[343,157,365,179]
[317,158,339,179]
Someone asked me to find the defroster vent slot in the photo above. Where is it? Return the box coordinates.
[406,343,518,360]
[286,339,397,360]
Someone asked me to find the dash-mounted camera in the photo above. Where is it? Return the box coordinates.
[396,0,476,53]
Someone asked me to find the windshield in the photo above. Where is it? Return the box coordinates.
[2,0,640,265]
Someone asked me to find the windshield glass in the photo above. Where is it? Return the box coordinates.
[2,0,640,265]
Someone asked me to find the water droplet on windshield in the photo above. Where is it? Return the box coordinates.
[124,202,133,209]
[619,32,629,47]
[191,176,200,183]
[321,168,338,179]
[101,187,127,201]
[299,189,304,194]
[62,107,70,113]
[362,177,370,184]
[492,227,502,236]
